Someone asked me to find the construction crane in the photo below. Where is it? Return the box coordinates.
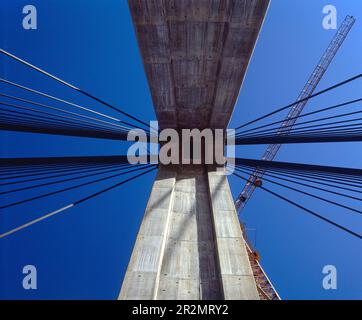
[235,15,356,212]
[235,15,355,300]
[239,223,281,300]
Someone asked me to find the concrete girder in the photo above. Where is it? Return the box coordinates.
[129,0,269,129]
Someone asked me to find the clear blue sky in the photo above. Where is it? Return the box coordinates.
[0,0,361,299]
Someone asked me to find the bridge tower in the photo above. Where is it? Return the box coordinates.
[119,0,270,300]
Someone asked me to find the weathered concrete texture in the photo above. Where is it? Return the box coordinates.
[119,167,176,299]
[129,0,269,129]
[208,169,258,299]
[119,166,259,300]
[156,166,221,299]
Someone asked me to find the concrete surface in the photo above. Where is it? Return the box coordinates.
[129,0,269,129]
[120,166,259,300]
[120,0,269,300]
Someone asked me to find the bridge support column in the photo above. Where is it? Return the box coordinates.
[119,165,259,300]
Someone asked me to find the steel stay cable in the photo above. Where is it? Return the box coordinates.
[0,163,91,174]
[0,162,129,181]
[236,109,362,138]
[236,160,362,181]
[0,113,127,136]
[0,162,125,179]
[0,155,130,166]
[0,93,132,132]
[234,128,362,145]
[0,162,116,175]
[0,79,121,123]
[0,81,147,132]
[233,157,362,177]
[0,104,129,135]
[0,49,151,131]
[234,98,362,136]
[234,132,362,145]
[0,112,127,139]
[0,116,130,140]
[234,74,362,131]
[231,170,362,240]
[0,164,156,210]
[238,164,362,189]
[0,161,130,181]
[235,166,362,214]
[0,163,141,195]
[235,120,362,140]
[0,93,136,132]
[239,163,362,186]
[0,166,157,239]
[236,165,362,201]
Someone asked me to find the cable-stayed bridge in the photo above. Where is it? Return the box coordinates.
[0,1,361,300]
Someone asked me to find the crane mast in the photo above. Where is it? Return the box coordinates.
[234,15,355,301]
[235,15,356,212]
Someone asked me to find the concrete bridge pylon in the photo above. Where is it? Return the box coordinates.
[120,0,270,300]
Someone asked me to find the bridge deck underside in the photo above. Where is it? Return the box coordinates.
[129,0,269,129]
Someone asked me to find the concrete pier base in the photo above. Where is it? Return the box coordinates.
[119,166,259,300]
